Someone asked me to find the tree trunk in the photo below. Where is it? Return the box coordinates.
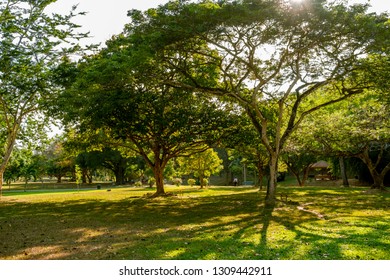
[358,148,390,191]
[0,129,19,198]
[339,156,349,187]
[82,169,87,184]
[266,154,278,207]
[226,170,231,186]
[87,173,93,184]
[301,165,312,187]
[0,172,3,198]
[114,165,125,185]
[289,167,303,186]
[257,162,264,190]
[371,173,385,190]
[199,175,204,189]
[153,162,166,196]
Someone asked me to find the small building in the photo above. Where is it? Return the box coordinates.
[310,161,332,180]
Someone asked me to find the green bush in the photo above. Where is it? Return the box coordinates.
[187,178,196,187]
[148,177,156,187]
[172,178,182,187]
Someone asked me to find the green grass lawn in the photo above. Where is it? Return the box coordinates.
[0,185,389,260]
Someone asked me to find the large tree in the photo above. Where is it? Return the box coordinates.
[56,39,239,196]
[124,0,389,205]
[0,0,86,195]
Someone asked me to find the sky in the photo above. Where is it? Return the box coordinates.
[47,0,171,47]
[47,0,389,48]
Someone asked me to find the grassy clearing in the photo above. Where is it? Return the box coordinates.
[0,185,389,260]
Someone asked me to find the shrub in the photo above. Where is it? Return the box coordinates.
[148,177,156,187]
[172,178,182,187]
[187,178,196,187]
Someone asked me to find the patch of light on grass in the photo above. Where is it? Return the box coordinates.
[203,252,218,260]
[70,228,106,243]
[17,245,70,260]
[164,248,187,258]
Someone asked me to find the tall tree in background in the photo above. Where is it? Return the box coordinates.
[0,0,87,194]
[302,91,390,190]
[125,0,389,205]
[178,148,223,188]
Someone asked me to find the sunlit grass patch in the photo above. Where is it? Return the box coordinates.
[0,185,389,260]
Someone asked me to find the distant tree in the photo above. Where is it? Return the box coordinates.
[222,116,270,189]
[299,91,390,190]
[179,148,223,188]
[96,148,132,186]
[187,178,196,187]
[75,152,100,184]
[45,140,74,183]
[282,150,318,187]
[283,130,320,186]
[3,148,25,187]
[0,0,87,194]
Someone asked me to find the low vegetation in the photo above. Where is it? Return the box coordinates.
[1,185,388,260]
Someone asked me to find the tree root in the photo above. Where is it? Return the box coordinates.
[297,204,325,220]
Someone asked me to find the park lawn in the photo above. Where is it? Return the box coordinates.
[0,185,389,260]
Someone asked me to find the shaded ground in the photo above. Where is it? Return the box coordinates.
[0,186,389,260]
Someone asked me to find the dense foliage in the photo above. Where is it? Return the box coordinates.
[0,0,87,192]
[119,0,390,203]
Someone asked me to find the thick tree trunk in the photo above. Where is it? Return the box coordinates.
[358,148,390,191]
[339,156,349,187]
[257,162,264,190]
[367,164,387,190]
[87,174,93,184]
[114,166,125,185]
[296,176,303,187]
[56,175,62,183]
[266,154,278,207]
[371,173,385,190]
[153,163,166,196]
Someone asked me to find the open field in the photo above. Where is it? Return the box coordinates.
[0,185,389,260]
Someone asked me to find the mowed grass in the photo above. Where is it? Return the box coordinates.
[0,185,389,260]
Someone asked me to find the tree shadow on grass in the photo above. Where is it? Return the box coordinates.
[0,188,389,260]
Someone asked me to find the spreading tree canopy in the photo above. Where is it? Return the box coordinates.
[55,36,240,196]
[123,0,390,205]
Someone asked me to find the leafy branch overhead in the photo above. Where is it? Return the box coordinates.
[57,29,241,196]
[122,0,390,203]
